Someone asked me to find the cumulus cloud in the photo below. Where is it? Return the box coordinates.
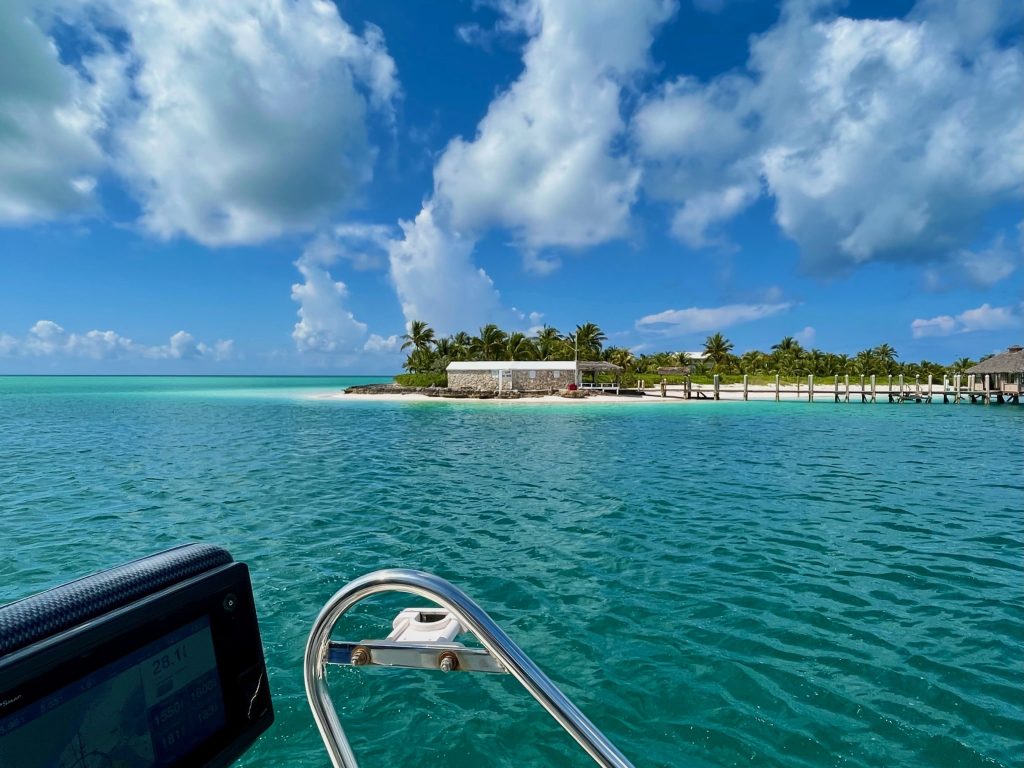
[435,0,672,251]
[291,242,369,354]
[0,320,233,360]
[388,0,672,330]
[911,303,1021,338]
[924,233,1020,290]
[2,0,398,245]
[0,1,117,223]
[109,0,398,245]
[633,0,1024,272]
[636,302,793,335]
[794,326,816,346]
[362,334,401,353]
[387,205,500,335]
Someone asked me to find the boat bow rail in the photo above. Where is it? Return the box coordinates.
[304,568,634,768]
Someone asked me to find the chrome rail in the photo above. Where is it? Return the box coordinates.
[304,568,634,768]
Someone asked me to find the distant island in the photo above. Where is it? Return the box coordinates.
[389,320,983,389]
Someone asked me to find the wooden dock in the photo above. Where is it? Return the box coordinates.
[664,373,1022,405]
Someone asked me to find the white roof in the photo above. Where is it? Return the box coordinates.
[685,351,710,359]
[447,360,577,371]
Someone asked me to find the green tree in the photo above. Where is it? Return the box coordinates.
[401,320,435,352]
[570,323,606,360]
[403,347,438,373]
[603,346,635,371]
[533,326,564,360]
[471,324,508,360]
[873,343,898,364]
[504,332,537,360]
[702,333,734,370]
[771,336,802,355]
[451,331,473,360]
[739,349,768,374]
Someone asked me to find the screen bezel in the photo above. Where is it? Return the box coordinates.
[0,562,273,768]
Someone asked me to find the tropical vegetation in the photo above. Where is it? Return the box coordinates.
[396,321,981,384]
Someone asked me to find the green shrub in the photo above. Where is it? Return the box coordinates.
[394,372,448,387]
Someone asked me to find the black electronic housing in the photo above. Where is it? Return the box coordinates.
[0,544,274,767]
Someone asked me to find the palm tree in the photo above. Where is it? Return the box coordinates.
[533,326,564,360]
[703,333,734,370]
[451,331,472,360]
[470,324,507,360]
[401,320,435,352]
[771,336,801,355]
[951,357,975,373]
[403,347,437,373]
[603,346,635,371]
[571,323,606,361]
[853,348,876,375]
[873,343,898,363]
[504,332,537,361]
[739,349,768,374]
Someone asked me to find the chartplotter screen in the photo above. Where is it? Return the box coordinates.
[0,616,226,767]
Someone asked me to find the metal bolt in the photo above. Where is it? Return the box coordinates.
[351,646,370,666]
[222,593,238,613]
[438,652,458,673]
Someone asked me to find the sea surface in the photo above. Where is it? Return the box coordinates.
[1,376,1021,767]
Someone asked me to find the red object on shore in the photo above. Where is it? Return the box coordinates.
[567,383,578,391]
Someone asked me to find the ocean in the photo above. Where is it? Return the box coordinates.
[1,376,1021,767]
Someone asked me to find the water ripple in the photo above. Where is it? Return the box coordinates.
[0,378,1021,767]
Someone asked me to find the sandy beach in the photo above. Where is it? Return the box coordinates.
[316,383,850,404]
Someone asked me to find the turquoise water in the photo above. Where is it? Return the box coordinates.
[1,376,1021,767]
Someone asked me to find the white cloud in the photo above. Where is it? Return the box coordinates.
[111,0,398,245]
[951,236,1018,288]
[387,204,500,335]
[332,223,395,270]
[363,334,400,353]
[291,243,369,354]
[0,1,115,223]
[794,326,816,345]
[633,0,1024,272]
[911,303,1021,338]
[636,302,793,335]
[926,233,1019,290]
[435,0,672,252]
[303,223,394,273]
[0,320,233,360]
[387,0,672,331]
[2,0,398,245]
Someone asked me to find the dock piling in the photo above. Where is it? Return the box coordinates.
[775,375,780,402]
[808,374,814,403]
[713,374,720,400]
[742,374,749,401]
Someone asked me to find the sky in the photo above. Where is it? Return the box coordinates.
[0,0,1022,374]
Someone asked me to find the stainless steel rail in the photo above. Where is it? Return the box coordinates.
[304,568,634,768]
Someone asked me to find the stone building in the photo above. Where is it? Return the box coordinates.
[447,361,577,393]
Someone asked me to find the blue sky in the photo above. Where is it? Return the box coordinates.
[1,0,1021,373]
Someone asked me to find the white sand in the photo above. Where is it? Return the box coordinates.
[313,383,856,404]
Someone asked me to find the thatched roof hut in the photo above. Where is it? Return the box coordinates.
[966,345,1024,375]
[966,345,1023,392]
[577,361,623,374]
